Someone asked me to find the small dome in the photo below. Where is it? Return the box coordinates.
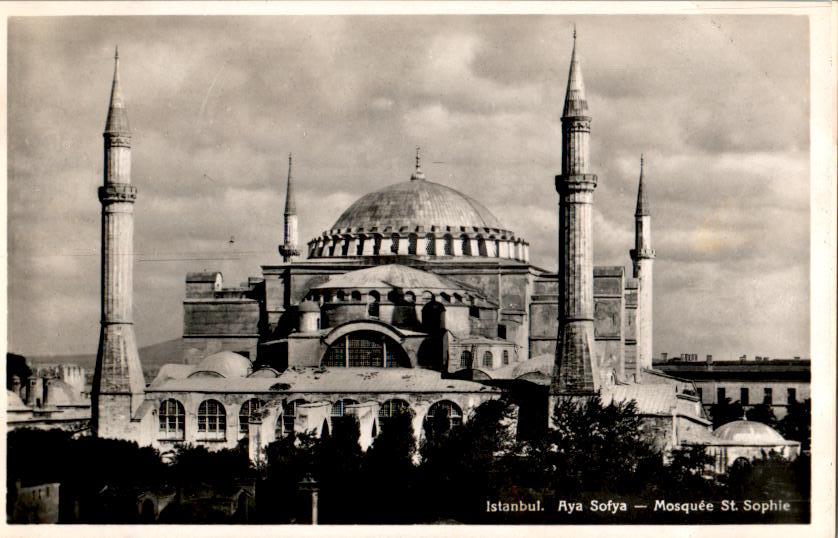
[713,420,788,445]
[331,179,505,232]
[248,368,280,378]
[45,379,82,405]
[189,351,252,379]
[299,301,320,313]
[7,390,27,410]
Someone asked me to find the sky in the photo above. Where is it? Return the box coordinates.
[6,14,811,360]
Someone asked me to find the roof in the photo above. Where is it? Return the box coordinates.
[602,383,681,416]
[635,155,649,216]
[104,48,129,134]
[186,272,222,283]
[562,33,589,118]
[330,178,506,232]
[45,379,83,405]
[146,366,500,395]
[713,420,797,446]
[313,264,476,293]
[188,351,252,379]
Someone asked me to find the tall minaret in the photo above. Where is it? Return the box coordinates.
[93,48,145,437]
[552,29,599,396]
[630,155,655,370]
[279,153,300,262]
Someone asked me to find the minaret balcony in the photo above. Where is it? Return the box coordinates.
[555,173,597,193]
[98,184,137,203]
[630,248,656,260]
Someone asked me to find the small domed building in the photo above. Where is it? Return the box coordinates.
[708,420,801,471]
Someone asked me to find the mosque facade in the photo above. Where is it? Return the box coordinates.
[91,35,797,469]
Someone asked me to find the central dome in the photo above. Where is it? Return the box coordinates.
[331,179,505,232]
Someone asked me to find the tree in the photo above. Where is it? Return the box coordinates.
[314,415,363,523]
[745,403,779,429]
[709,397,745,429]
[777,398,811,451]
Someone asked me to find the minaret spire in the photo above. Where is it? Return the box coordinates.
[631,154,655,372]
[552,29,599,397]
[94,48,146,437]
[410,146,425,181]
[279,152,300,262]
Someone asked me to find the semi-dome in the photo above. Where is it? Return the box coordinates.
[189,351,252,379]
[332,179,505,231]
[306,158,529,262]
[713,420,789,445]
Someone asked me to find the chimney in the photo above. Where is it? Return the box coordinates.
[706,354,713,365]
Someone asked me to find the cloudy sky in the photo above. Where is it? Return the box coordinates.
[7,14,810,360]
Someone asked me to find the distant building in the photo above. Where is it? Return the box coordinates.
[654,355,810,419]
[6,362,90,432]
[8,481,61,523]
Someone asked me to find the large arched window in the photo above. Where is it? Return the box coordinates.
[459,350,472,368]
[279,399,307,437]
[379,398,410,430]
[331,398,360,417]
[239,398,266,434]
[197,399,226,439]
[482,351,493,368]
[427,400,463,429]
[158,399,185,440]
[323,330,410,368]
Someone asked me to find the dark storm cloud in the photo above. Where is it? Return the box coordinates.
[7,14,810,360]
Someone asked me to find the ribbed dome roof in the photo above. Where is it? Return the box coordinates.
[331,179,505,232]
[713,420,788,445]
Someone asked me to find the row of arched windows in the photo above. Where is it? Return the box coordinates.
[157,397,463,441]
[458,349,510,369]
[308,232,527,260]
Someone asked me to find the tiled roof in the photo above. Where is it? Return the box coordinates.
[602,383,680,416]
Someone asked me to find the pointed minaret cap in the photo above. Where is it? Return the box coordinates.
[104,46,130,134]
[562,27,589,118]
[284,153,296,215]
[410,146,426,181]
[635,154,649,216]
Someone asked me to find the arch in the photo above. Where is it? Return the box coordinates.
[408,233,418,255]
[350,290,362,302]
[239,398,266,435]
[404,291,416,303]
[387,289,402,304]
[367,290,380,318]
[379,398,411,429]
[331,398,360,417]
[421,301,445,332]
[278,398,307,438]
[426,400,463,429]
[460,234,472,256]
[322,330,410,368]
[425,233,436,255]
[158,399,185,440]
[197,399,227,439]
[336,290,346,302]
[460,350,473,368]
[443,234,454,256]
[355,236,365,256]
[482,350,493,368]
[477,235,487,256]
[323,319,406,346]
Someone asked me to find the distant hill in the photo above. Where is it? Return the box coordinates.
[28,338,188,381]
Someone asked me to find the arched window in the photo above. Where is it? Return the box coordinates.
[323,331,410,368]
[461,235,472,256]
[373,235,383,255]
[390,234,400,254]
[408,234,418,255]
[379,398,410,429]
[425,233,436,255]
[336,290,346,302]
[351,290,362,302]
[279,399,307,437]
[197,399,226,439]
[239,398,266,434]
[460,350,472,368]
[427,400,463,429]
[477,236,487,256]
[502,350,510,366]
[158,399,185,440]
[331,398,359,417]
[482,351,493,368]
[443,235,453,255]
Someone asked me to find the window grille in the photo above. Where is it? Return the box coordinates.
[331,398,359,417]
[239,398,265,434]
[425,234,436,255]
[482,351,493,368]
[198,399,227,438]
[427,400,463,428]
[408,234,417,255]
[390,234,399,254]
[459,350,472,368]
[280,399,306,437]
[461,235,472,256]
[502,350,509,366]
[158,399,185,440]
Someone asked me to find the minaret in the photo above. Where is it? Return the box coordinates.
[279,153,300,262]
[552,29,599,396]
[93,48,146,438]
[630,155,655,370]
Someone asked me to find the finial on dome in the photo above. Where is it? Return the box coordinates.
[410,146,426,181]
